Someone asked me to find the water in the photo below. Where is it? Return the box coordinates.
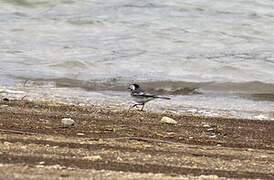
[0,0,274,120]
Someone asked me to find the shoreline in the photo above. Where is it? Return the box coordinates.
[0,99,273,179]
[1,84,274,121]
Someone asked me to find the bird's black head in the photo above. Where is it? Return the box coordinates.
[128,83,140,91]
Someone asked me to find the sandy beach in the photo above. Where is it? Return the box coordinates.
[1,0,274,179]
[0,99,273,179]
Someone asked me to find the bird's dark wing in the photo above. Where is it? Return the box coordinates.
[135,87,145,94]
[132,92,157,98]
[132,92,170,100]
[141,94,158,98]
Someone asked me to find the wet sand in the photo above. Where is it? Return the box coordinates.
[0,100,273,179]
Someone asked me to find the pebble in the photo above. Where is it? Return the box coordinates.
[202,124,211,128]
[48,164,64,169]
[160,116,177,124]
[77,133,85,136]
[0,105,8,108]
[83,155,102,161]
[199,175,219,179]
[117,156,123,161]
[207,128,214,131]
[3,142,12,146]
[61,118,75,127]
[2,98,9,102]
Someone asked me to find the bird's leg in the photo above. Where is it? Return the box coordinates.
[140,103,145,111]
[128,104,134,111]
[128,103,140,111]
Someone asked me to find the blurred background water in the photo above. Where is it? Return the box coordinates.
[0,0,274,120]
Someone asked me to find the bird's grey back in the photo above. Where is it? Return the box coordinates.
[131,86,145,95]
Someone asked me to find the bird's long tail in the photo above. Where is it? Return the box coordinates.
[155,96,171,100]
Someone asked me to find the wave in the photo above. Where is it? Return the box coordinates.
[3,0,50,8]
[49,60,94,69]
[243,93,274,102]
[13,77,274,97]
[52,78,203,95]
[202,81,274,94]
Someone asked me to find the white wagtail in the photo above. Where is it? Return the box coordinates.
[128,83,170,111]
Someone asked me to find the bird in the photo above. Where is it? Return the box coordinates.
[128,83,170,111]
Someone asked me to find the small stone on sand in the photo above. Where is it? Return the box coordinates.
[202,124,211,128]
[209,135,217,138]
[160,116,177,124]
[83,155,102,161]
[207,128,214,131]
[61,118,75,127]
[77,133,85,136]
[3,98,9,102]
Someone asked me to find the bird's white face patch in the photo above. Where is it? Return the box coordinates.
[129,84,136,91]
